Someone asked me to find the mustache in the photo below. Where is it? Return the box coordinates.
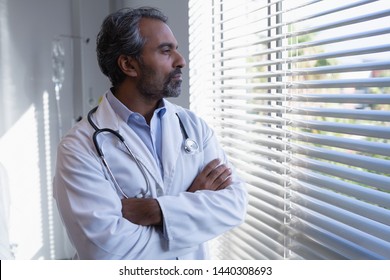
[169,68,182,79]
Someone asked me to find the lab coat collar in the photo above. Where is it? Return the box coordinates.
[93,91,121,130]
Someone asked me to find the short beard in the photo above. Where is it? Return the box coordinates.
[137,61,182,100]
[163,69,182,98]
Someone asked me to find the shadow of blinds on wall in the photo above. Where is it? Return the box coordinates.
[189,0,390,259]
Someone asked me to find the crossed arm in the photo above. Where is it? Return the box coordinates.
[121,158,232,226]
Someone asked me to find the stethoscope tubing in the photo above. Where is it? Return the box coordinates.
[88,107,150,199]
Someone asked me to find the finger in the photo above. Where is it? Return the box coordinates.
[200,158,221,177]
[207,164,229,183]
[216,176,232,190]
[212,168,231,187]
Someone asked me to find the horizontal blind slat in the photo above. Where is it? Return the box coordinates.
[197,93,390,104]
[291,157,390,191]
[212,27,390,63]
[290,180,390,226]
[212,59,390,80]
[290,77,390,89]
[291,94,390,104]
[291,120,390,139]
[289,107,390,121]
[222,139,288,161]
[289,218,385,259]
[290,193,390,241]
[290,205,390,259]
[291,131,390,157]
[209,78,390,90]
[210,10,390,54]
[291,168,390,208]
[211,8,390,49]
[285,9,390,38]
[291,143,390,173]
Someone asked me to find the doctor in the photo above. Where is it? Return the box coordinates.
[53,7,247,260]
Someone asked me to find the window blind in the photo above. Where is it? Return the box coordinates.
[189,0,390,259]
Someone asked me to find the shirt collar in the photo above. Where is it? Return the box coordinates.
[106,89,166,123]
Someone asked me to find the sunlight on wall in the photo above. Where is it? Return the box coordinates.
[0,0,13,259]
[43,91,56,259]
[0,105,44,259]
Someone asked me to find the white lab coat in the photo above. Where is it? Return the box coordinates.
[53,92,247,259]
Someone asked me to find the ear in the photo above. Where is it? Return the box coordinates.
[117,55,139,78]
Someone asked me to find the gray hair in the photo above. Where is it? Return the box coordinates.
[96,7,168,87]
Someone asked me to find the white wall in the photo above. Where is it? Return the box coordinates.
[71,0,112,120]
[0,0,111,259]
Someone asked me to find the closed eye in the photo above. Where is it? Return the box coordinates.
[158,43,178,54]
[162,48,171,54]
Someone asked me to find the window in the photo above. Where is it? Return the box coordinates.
[189,0,390,259]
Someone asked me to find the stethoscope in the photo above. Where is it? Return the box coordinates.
[87,106,199,199]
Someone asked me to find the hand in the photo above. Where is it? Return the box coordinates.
[121,198,162,226]
[187,159,232,193]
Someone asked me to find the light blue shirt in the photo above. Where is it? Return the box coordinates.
[106,91,166,176]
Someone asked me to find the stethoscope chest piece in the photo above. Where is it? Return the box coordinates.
[176,113,199,154]
[184,138,199,154]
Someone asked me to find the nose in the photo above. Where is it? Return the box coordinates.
[174,50,186,68]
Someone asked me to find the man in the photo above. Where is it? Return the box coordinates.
[53,7,247,259]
